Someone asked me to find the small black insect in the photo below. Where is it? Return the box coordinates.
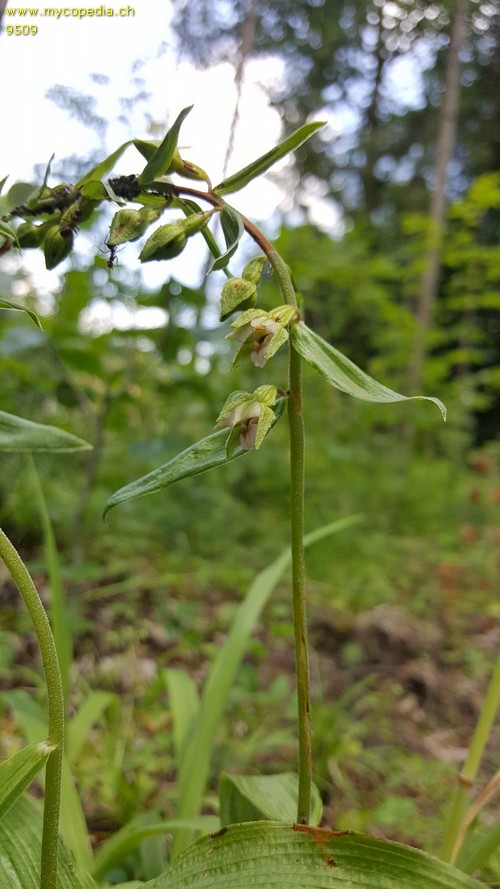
[106,243,118,268]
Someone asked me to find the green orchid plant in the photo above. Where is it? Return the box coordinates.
[0,106,497,889]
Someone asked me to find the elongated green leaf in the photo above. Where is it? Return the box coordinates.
[28,153,54,207]
[459,822,500,874]
[171,515,363,858]
[146,821,486,889]
[0,297,42,328]
[7,180,38,207]
[133,138,161,161]
[0,175,8,195]
[105,399,287,517]
[292,322,447,419]
[2,690,94,870]
[164,669,201,767]
[219,773,322,828]
[175,197,231,279]
[76,141,133,187]
[79,180,109,201]
[29,456,71,701]
[92,814,219,882]
[213,121,325,196]
[0,795,97,888]
[0,219,19,245]
[66,691,118,765]
[138,107,192,186]
[0,742,54,821]
[104,429,246,517]
[0,410,92,452]
[208,206,244,273]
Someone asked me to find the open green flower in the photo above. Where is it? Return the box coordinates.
[216,386,278,451]
[227,306,298,368]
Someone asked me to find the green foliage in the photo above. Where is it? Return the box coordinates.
[213,121,325,196]
[0,100,498,889]
[144,821,484,889]
[0,742,54,820]
[219,772,323,827]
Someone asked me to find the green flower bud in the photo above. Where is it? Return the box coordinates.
[44,226,74,269]
[220,277,257,322]
[178,210,213,237]
[242,255,267,285]
[139,212,212,263]
[170,150,212,187]
[16,222,46,248]
[139,224,187,262]
[108,206,163,246]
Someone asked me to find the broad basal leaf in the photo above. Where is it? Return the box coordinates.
[213,121,325,196]
[145,821,485,889]
[0,410,92,452]
[137,106,193,186]
[292,322,447,419]
[219,773,323,828]
[0,742,54,821]
[0,795,97,888]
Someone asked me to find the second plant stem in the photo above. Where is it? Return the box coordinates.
[0,528,64,889]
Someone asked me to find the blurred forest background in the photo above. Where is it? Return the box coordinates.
[0,0,499,883]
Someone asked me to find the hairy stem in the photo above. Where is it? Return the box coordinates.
[0,528,64,889]
[265,248,312,823]
[287,342,311,823]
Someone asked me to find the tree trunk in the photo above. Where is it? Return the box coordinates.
[408,0,466,392]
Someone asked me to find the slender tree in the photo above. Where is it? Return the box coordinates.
[408,0,466,391]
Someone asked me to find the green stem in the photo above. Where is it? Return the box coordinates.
[172,184,312,821]
[29,456,71,705]
[288,342,311,824]
[265,247,311,824]
[0,528,64,889]
[440,653,500,863]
